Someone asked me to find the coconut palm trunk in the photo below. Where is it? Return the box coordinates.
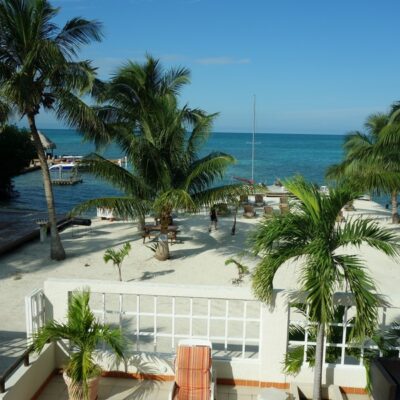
[28,113,66,260]
[391,191,399,224]
[231,205,238,235]
[155,209,170,261]
[138,214,146,232]
[312,323,325,400]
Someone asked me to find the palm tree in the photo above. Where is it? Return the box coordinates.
[251,177,399,400]
[326,112,400,223]
[103,242,131,281]
[0,0,103,259]
[33,290,125,399]
[73,58,244,260]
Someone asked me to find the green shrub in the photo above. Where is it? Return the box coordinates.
[0,125,36,199]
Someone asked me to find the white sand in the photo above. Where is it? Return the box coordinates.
[1,199,400,336]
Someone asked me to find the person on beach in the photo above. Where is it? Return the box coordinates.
[209,206,218,232]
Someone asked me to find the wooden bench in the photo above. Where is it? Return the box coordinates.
[142,225,180,243]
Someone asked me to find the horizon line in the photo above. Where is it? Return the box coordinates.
[39,127,346,136]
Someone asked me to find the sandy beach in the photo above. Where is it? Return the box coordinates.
[1,198,400,338]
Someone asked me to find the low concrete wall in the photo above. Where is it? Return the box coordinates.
[293,364,367,389]
[39,278,396,390]
[0,343,55,400]
[290,383,344,400]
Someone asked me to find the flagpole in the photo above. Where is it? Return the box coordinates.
[251,94,256,183]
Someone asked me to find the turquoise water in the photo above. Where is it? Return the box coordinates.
[4,129,350,213]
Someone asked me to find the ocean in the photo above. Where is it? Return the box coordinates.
[3,129,355,214]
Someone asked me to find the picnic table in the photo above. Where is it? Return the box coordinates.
[142,225,180,243]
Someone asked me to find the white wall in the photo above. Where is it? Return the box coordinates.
[0,343,55,400]
[41,278,396,389]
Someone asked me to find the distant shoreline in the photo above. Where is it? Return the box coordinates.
[25,127,347,137]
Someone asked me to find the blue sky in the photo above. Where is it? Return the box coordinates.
[35,0,400,134]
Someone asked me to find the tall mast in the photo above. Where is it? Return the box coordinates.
[251,94,256,183]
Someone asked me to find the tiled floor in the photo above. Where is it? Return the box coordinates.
[37,375,284,399]
[37,375,371,399]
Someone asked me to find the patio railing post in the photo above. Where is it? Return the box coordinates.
[258,290,289,385]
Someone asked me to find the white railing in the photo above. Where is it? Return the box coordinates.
[288,303,400,367]
[38,278,400,387]
[90,292,261,360]
[25,288,45,344]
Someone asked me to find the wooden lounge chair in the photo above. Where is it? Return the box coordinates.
[264,205,274,217]
[255,194,264,206]
[240,195,249,204]
[336,210,346,223]
[169,339,216,400]
[279,195,289,204]
[243,204,256,218]
[343,201,356,211]
[279,203,290,215]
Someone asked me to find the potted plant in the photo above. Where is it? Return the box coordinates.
[33,290,125,400]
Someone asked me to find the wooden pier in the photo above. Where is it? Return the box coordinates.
[52,177,83,185]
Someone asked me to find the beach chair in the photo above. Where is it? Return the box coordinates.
[279,195,289,205]
[255,194,264,206]
[169,339,216,400]
[343,201,356,211]
[240,195,249,204]
[279,203,290,215]
[243,204,257,218]
[264,205,274,218]
[336,210,346,223]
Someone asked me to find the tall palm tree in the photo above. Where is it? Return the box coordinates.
[0,0,103,259]
[73,58,244,260]
[73,102,239,260]
[326,113,400,223]
[251,177,399,400]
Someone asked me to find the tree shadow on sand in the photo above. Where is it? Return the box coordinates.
[132,269,175,281]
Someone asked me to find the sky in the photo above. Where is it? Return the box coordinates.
[33,0,400,134]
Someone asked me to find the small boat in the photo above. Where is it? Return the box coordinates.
[49,163,82,185]
[49,163,76,171]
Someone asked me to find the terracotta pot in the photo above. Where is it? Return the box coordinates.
[63,371,100,400]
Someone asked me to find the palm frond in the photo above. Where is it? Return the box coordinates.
[71,196,150,219]
[83,153,151,197]
[154,189,197,213]
[184,152,236,192]
[334,254,380,338]
[336,218,400,257]
[55,17,103,58]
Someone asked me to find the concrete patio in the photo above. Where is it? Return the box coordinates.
[37,375,271,400]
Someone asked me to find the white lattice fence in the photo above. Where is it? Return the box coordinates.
[89,291,261,360]
[288,303,400,367]
[25,288,46,343]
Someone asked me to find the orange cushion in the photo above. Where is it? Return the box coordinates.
[173,386,210,400]
[176,346,211,391]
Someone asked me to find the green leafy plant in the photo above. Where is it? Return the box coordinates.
[326,110,400,223]
[103,242,131,281]
[284,305,357,375]
[33,291,125,399]
[225,257,250,286]
[251,177,399,400]
[0,125,35,199]
[363,321,400,393]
